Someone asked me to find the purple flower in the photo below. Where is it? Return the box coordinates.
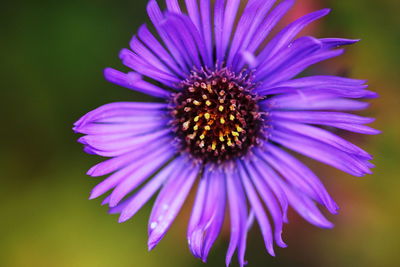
[74,0,379,265]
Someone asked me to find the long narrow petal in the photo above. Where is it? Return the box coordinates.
[119,48,181,87]
[258,49,345,86]
[188,167,226,261]
[87,135,172,177]
[113,156,185,222]
[200,0,213,66]
[264,94,371,111]
[221,0,241,63]
[184,0,201,32]
[273,121,372,158]
[89,143,173,200]
[249,154,289,215]
[277,179,334,228]
[256,36,322,79]
[147,0,189,72]
[270,129,373,176]
[227,0,263,67]
[137,24,185,77]
[166,0,181,13]
[239,161,275,256]
[236,0,295,70]
[263,143,339,214]
[108,146,175,207]
[256,9,330,65]
[231,0,277,69]
[148,162,200,250]
[246,160,287,247]
[225,170,248,267]
[103,68,172,98]
[270,110,375,125]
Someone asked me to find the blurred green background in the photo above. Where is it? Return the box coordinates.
[1,0,399,266]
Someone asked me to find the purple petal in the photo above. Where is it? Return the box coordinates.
[321,38,360,49]
[270,110,375,125]
[87,135,172,177]
[221,0,241,64]
[264,143,339,214]
[75,118,168,135]
[248,153,289,217]
[259,49,345,86]
[166,13,211,68]
[257,8,330,65]
[270,129,373,176]
[245,160,287,247]
[239,161,275,256]
[103,68,173,98]
[256,36,323,79]
[214,0,225,64]
[119,48,181,87]
[225,170,248,267]
[147,0,189,72]
[273,121,372,159]
[74,101,167,128]
[236,0,294,70]
[137,24,185,77]
[184,0,201,33]
[129,35,177,76]
[270,75,367,88]
[228,0,269,67]
[265,93,370,111]
[114,156,185,221]
[89,143,173,200]
[79,128,171,153]
[277,180,334,228]
[166,0,181,13]
[108,146,175,207]
[231,0,278,69]
[200,0,213,66]
[147,162,200,250]
[188,166,226,261]
[159,14,202,69]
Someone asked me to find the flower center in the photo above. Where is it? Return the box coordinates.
[170,68,265,164]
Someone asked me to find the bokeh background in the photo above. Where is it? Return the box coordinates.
[1,0,399,266]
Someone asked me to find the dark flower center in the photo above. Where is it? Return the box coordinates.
[170,68,265,164]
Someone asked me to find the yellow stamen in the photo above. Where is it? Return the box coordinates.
[232,131,239,137]
[229,114,235,121]
[193,100,201,106]
[220,117,225,124]
[218,105,224,112]
[204,125,211,131]
[204,113,211,120]
[211,141,217,151]
[205,100,212,106]
[227,138,233,147]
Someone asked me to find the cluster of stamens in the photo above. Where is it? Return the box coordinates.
[169,68,265,164]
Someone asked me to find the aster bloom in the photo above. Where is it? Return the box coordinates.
[74,0,379,265]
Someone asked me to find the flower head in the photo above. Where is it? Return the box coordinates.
[74,0,379,265]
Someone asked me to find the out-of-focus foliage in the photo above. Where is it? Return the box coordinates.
[0,0,399,266]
